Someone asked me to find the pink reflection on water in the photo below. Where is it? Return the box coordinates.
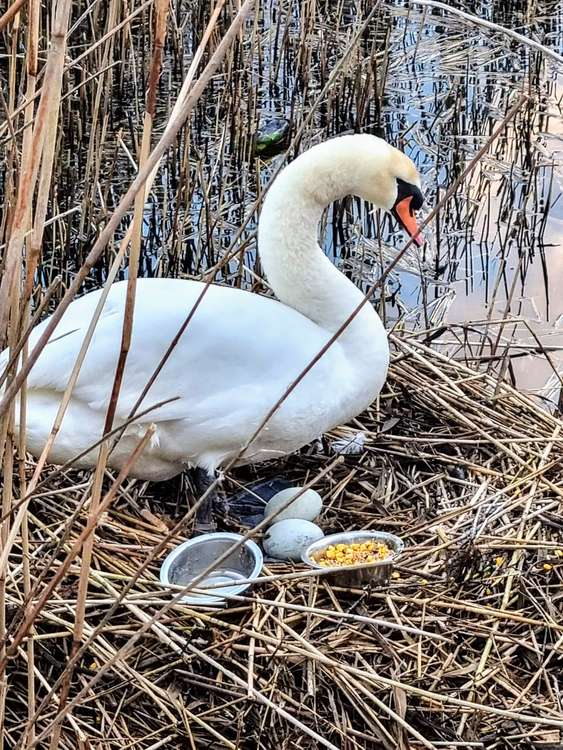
[444,82,563,406]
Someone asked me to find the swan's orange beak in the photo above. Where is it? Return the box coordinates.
[392,196,424,247]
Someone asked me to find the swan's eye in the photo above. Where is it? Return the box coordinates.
[410,187,424,211]
[392,179,425,247]
[396,178,424,211]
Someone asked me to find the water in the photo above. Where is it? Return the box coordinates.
[126,1,563,408]
[165,535,257,602]
[3,0,562,406]
[171,567,247,601]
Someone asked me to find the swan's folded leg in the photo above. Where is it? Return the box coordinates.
[191,467,222,532]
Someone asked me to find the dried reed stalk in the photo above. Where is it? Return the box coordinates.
[0,0,72,349]
[412,0,563,65]
[1,424,155,668]
[0,0,25,33]
[49,4,170,745]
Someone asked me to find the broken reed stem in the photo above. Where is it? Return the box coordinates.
[0,1,42,738]
[0,0,72,349]
[22,223,149,745]
[457,423,561,735]
[0,0,25,33]
[104,0,170,435]
[278,618,437,750]
[52,6,171,745]
[0,397,176,533]
[35,587,342,750]
[165,589,450,641]
[39,567,563,750]
[17,350,35,747]
[18,0,41,739]
[0,367,15,750]
[19,454,344,737]
[0,238,131,578]
[23,5,68,305]
[0,1,155,146]
[267,620,563,728]
[0,277,62,392]
[45,446,105,750]
[0,0,228,576]
[0,4,254,738]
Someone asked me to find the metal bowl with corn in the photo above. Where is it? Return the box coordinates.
[302,530,404,586]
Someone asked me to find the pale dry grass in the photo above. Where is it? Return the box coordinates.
[1,0,562,747]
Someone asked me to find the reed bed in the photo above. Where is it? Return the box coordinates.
[1,0,562,747]
[2,338,563,749]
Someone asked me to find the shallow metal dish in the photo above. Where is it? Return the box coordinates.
[302,530,404,586]
[160,532,263,606]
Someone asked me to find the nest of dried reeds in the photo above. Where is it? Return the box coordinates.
[1,0,562,747]
[0,335,561,749]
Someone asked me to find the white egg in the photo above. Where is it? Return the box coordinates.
[264,487,322,525]
[263,519,324,561]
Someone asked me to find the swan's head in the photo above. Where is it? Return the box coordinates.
[286,134,425,247]
[341,134,425,247]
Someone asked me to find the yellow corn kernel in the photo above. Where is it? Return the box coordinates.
[543,563,553,571]
[314,539,391,567]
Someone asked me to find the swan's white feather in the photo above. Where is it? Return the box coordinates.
[6,277,384,479]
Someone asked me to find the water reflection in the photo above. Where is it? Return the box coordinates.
[4,0,562,406]
[443,72,563,406]
[326,4,563,407]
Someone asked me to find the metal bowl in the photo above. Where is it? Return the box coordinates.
[302,530,404,587]
[160,532,263,606]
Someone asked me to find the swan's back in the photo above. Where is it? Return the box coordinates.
[1,278,383,478]
[20,279,343,416]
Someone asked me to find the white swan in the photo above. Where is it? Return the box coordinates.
[1,135,423,487]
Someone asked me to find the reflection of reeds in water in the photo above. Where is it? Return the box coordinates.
[1,1,563,747]
[2,3,561,310]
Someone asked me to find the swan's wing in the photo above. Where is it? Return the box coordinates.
[0,284,120,391]
[20,285,122,390]
[18,279,340,422]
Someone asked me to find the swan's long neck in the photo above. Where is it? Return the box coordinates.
[258,141,383,336]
